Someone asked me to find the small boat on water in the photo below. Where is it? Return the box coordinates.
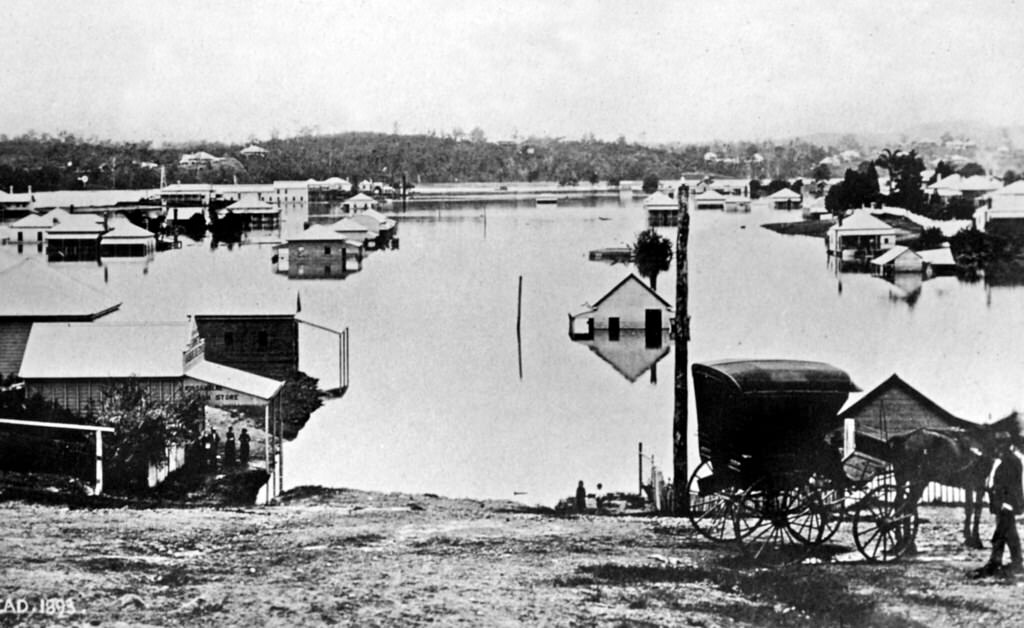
[536,194,558,206]
[588,246,633,263]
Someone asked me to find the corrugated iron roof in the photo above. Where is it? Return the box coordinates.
[0,257,121,319]
[186,359,282,401]
[19,321,190,379]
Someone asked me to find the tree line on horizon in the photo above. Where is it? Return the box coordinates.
[0,130,834,193]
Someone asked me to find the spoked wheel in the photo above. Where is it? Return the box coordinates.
[686,459,742,542]
[787,473,843,545]
[733,478,813,563]
[852,483,920,562]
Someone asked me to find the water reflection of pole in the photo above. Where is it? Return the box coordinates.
[517,275,523,380]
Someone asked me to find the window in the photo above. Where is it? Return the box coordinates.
[224,332,234,350]
[257,331,268,349]
[324,246,332,255]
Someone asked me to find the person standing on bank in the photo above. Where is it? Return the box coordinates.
[575,481,587,514]
[239,428,251,467]
[971,432,1024,578]
[224,427,236,468]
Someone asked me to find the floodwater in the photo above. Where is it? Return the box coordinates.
[8,192,1024,506]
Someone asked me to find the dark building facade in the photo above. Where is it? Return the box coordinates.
[194,314,299,380]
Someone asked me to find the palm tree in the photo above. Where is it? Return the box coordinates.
[632,228,673,290]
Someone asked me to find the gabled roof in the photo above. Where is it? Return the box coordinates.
[349,214,381,235]
[0,257,121,319]
[870,245,919,266]
[828,211,895,233]
[839,373,975,429]
[927,174,962,191]
[331,217,370,233]
[343,192,377,205]
[643,191,677,208]
[361,208,397,230]
[102,222,155,240]
[224,198,279,213]
[240,145,268,155]
[768,188,801,199]
[591,274,672,310]
[918,247,955,266]
[11,208,71,229]
[694,190,727,201]
[19,321,191,379]
[46,214,106,236]
[289,224,356,243]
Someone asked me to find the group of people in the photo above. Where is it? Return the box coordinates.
[196,426,251,472]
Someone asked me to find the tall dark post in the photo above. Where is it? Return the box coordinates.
[401,173,407,213]
[674,194,690,515]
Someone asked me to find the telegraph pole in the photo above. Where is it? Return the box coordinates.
[674,188,690,515]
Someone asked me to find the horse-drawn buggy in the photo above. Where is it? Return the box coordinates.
[687,359,925,562]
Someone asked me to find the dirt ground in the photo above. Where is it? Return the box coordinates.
[2,488,1024,627]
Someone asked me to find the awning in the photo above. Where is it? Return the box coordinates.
[186,359,283,401]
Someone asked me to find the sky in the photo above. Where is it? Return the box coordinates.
[2,0,1023,145]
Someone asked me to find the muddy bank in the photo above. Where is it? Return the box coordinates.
[2,487,1024,626]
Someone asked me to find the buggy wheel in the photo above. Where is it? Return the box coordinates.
[733,479,810,563]
[686,459,741,542]
[852,483,919,563]
[787,473,842,545]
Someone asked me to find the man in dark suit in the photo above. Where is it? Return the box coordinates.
[971,431,1024,578]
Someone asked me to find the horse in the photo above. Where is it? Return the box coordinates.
[887,427,997,550]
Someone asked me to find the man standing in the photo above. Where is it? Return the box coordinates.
[971,432,1024,578]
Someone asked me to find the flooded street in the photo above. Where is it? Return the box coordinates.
[11,193,1024,507]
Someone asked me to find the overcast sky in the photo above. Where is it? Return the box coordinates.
[2,0,1023,145]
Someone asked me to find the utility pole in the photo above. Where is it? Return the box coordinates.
[673,191,690,515]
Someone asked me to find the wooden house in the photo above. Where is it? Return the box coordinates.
[693,190,727,211]
[568,274,673,346]
[100,221,156,258]
[277,225,364,280]
[839,374,977,441]
[219,199,281,230]
[45,214,107,261]
[869,245,923,275]
[341,192,379,212]
[18,320,283,415]
[644,192,678,226]
[826,211,896,262]
[768,188,803,210]
[331,217,372,244]
[0,256,121,377]
[9,208,71,245]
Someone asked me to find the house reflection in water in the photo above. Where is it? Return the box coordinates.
[568,274,674,383]
[575,329,671,384]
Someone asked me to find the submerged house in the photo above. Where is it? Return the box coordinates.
[568,274,673,346]
[331,217,372,245]
[341,193,379,212]
[277,225,364,279]
[9,208,72,245]
[219,199,281,230]
[100,221,156,258]
[869,245,923,275]
[0,256,121,377]
[644,191,678,226]
[693,190,727,211]
[45,214,107,262]
[826,211,896,262]
[768,188,803,210]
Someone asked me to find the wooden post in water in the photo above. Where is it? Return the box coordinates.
[516,275,523,380]
[674,194,690,515]
[638,442,643,497]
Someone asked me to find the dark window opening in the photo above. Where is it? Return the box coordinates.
[224,332,234,350]
[257,331,268,349]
